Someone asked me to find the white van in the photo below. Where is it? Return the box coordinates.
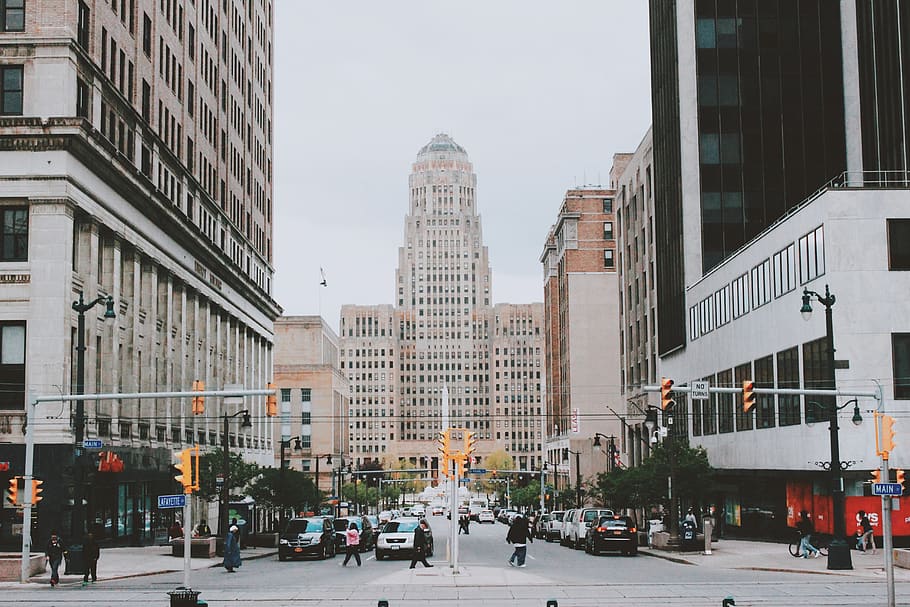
[565,508,614,549]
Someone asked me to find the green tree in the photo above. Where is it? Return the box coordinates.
[247,467,320,513]
[196,449,260,502]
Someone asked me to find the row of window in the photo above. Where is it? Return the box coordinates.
[690,225,824,340]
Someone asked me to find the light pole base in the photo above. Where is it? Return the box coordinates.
[826,538,853,570]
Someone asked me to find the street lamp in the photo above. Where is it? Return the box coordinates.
[221,409,252,538]
[592,433,618,471]
[278,438,301,528]
[800,284,853,570]
[565,449,582,508]
[69,293,115,572]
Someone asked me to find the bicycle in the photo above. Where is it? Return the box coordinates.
[788,531,829,557]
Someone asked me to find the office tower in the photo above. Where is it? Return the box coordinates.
[341,134,544,475]
[0,1,278,546]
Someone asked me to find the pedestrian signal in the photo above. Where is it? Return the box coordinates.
[266,382,278,417]
[660,378,675,410]
[191,380,205,415]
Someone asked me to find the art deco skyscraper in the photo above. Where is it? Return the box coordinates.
[341,134,544,473]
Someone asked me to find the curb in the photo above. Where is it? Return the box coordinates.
[639,550,697,565]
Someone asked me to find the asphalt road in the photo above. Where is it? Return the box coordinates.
[3,516,908,606]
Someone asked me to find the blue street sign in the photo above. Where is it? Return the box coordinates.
[469,468,487,474]
[82,439,103,449]
[157,494,187,509]
[872,483,903,496]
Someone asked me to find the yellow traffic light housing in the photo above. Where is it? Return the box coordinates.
[880,414,896,459]
[455,452,468,479]
[660,377,675,411]
[896,469,906,487]
[266,382,278,417]
[870,469,881,483]
[31,479,43,504]
[5,477,18,507]
[742,380,756,413]
[463,430,477,457]
[174,446,200,493]
[437,430,453,479]
[191,380,205,415]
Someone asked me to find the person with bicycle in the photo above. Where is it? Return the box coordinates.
[797,510,821,558]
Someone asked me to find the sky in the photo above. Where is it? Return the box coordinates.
[272,1,653,332]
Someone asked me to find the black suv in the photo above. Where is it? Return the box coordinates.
[585,515,638,556]
[333,515,376,552]
[279,516,336,561]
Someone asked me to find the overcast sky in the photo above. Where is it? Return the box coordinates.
[272,1,653,332]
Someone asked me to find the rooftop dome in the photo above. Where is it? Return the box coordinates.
[418,133,466,156]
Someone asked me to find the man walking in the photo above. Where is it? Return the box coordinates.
[82,532,100,585]
[45,531,66,587]
[408,519,433,569]
[507,513,532,567]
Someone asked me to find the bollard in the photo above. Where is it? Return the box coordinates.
[378,600,389,607]
[722,597,735,606]
[546,601,558,607]
[703,516,714,555]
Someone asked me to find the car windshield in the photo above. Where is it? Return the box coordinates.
[583,510,600,522]
[285,519,323,534]
[383,520,418,533]
[334,519,360,531]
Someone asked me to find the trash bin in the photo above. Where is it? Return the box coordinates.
[168,587,201,607]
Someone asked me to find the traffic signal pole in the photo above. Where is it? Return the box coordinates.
[874,384,895,607]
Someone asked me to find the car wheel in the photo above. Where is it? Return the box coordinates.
[375,550,384,561]
[279,553,287,562]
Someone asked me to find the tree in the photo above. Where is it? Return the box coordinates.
[196,449,260,502]
[482,449,514,495]
[247,467,319,513]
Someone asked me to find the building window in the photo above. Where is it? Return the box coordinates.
[750,259,771,309]
[777,346,801,425]
[301,388,311,402]
[301,411,311,425]
[1,207,27,261]
[717,368,734,433]
[299,434,311,449]
[1,0,24,32]
[142,13,151,56]
[731,272,750,319]
[754,355,775,429]
[893,334,910,399]
[802,337,833,422]
[76,78,90,119]
[887,219,910,270]
[602,198,613,213]
[280,388,291,402]
[603,249,614,268]
[0,66,24,115]
[798,225,825,284]
[603,221,613,240]
[77,2,90,48]
[772,243,796,298]
[0,321,24,409]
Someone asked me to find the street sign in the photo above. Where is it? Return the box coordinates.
[691,381,710,401]
[469,468,487,474]
[215,475,224,487]
[157,494,187,509]
[872,483,903,496]
[82,439,103,449]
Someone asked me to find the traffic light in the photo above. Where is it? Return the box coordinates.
[266,382,278,417]
[31,479,43,504]
[191,380,205,415]
[174,446,199,493]
[896,469,906,488]
[870,469,881,483]
[5,477,18,507]
[437,430,453,479]
[660,377,675,410]
[742,380,756,413]
[879,414,896,459]
[463,430,477,457]
[455,452,468,479]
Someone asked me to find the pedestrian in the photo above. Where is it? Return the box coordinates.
[408,519,433,569]
[222,525,242,572]
[458,513,470,535]
[82,532,100,585]
[342,522,362,566]
[45,531,66,587]
[857,510,876,554]
[683,507,698,526]
[194,519,211,537]
[796,510,820,558]
[507,512,533,567]
[168,519,183,541]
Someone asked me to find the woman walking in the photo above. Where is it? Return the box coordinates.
[342,521,362,566]
[222,525,242,572]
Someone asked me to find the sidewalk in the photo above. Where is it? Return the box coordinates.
[3,544,277,587]
[640,538,910,580]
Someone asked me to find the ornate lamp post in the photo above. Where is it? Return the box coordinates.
[565,449,582,508]
[221,410,252,538]
[592,433,618,471]
[69,293,115,572]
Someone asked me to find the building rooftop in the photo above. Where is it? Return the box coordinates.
[418,133,466,156]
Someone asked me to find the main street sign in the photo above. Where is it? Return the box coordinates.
[469,468,487,474]
[82,439,103,449]
[157,494,187,509]
[872,482,903,496]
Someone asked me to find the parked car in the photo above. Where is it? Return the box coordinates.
[545,510,565,542]
[278,517,336,561]
[585,514,638,556]
[559,509,577,546]
[478,509,495,524]
[333,515,376,552]
[378,510,393,524]
[431,505,445,516]
[533,513,550,539]
[565,508,615,549]
[374,517,434,560]
[498,509,517,524]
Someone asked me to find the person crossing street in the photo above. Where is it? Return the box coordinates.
[507,513,533,567]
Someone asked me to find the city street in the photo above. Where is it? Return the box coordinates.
[3,517,909,606]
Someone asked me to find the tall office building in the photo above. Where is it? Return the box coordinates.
[648,0,910,538]
[0,1,278,547]
[540,187,623,498]
[341,134,544,474]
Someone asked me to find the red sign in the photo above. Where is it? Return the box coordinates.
[0,461,9,472]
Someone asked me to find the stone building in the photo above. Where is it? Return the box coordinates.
[0,1,278,547]
[340,134,544,477]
